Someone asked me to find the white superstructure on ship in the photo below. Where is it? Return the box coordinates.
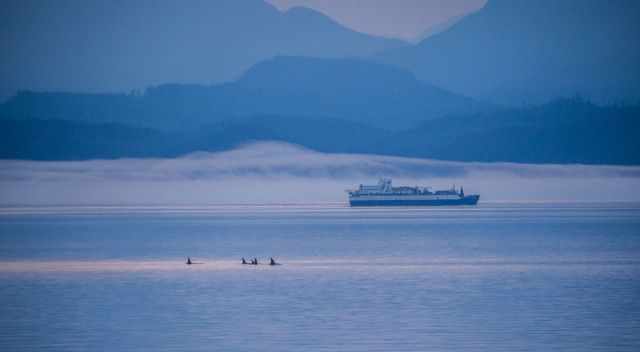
[347,179,479,206]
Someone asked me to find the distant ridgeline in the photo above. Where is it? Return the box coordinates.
[0,57,484,131]
[377,0,640,106]
[1,0,406,102]
[1,88,638,164]
[2,0,639,165]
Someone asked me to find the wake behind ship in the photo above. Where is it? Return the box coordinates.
[347,179,479,207]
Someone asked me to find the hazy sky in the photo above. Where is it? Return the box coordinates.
[267,0,487,40]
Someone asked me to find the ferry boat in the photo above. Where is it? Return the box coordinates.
[347,179,479,207]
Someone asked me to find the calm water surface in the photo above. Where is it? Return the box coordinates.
[0,203,639,351]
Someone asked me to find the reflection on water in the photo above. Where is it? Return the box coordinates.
[0,204,639,351]
[1,258,639,273]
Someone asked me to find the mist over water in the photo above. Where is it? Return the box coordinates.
[0,142,639,206]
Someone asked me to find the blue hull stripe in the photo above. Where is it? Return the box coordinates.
[349,195,480,207]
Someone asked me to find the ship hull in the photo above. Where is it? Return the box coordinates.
[349,195,479,207]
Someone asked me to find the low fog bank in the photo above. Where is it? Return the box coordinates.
[1,142,639,205]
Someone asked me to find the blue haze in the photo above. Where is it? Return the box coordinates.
[1,96,638,164]
[1,0,639,165]
[0,56,482,130]
[378,0,640,105]
[0,0,404,100]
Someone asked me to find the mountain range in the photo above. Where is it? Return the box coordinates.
[3,0,639,107]
[1,56,485,130]
[2,98,638,165]
[1,0,405,101]
[379,0,640,105]
[2,0,638,165]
